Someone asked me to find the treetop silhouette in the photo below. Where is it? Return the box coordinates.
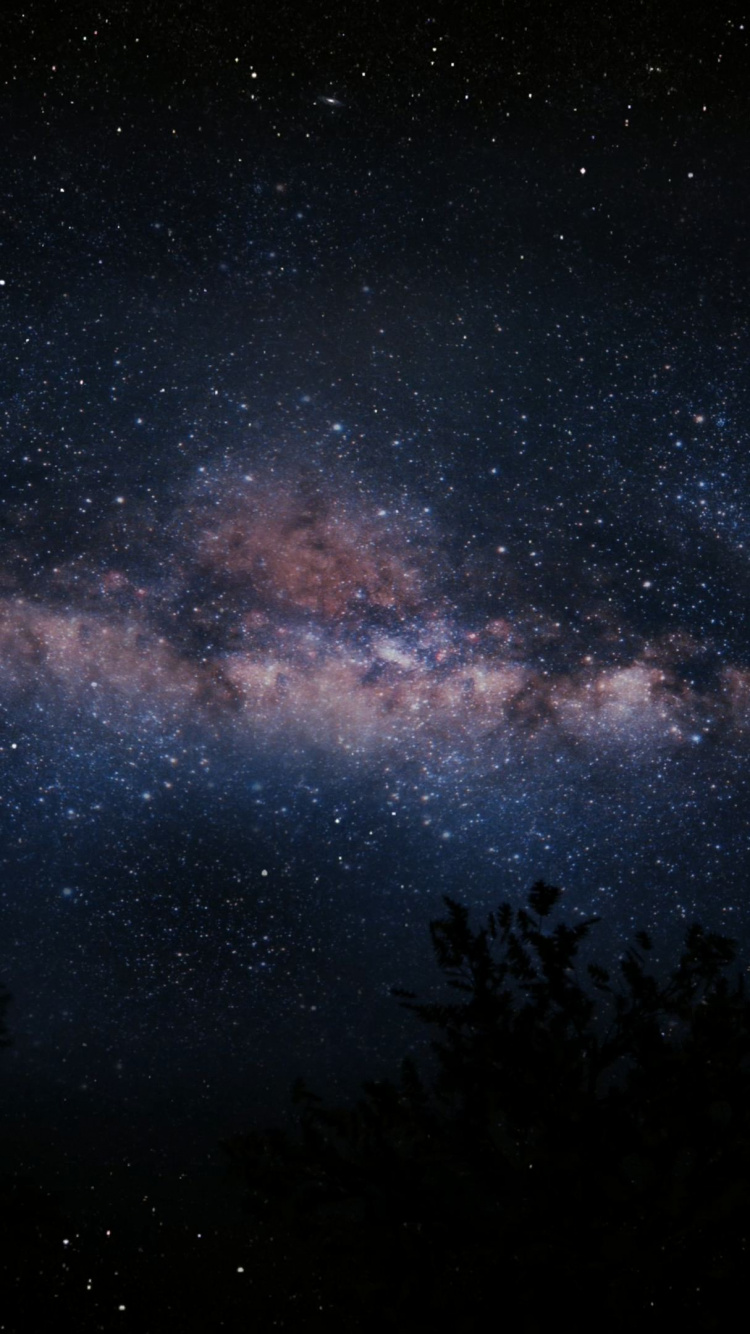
[226,881,750,1331]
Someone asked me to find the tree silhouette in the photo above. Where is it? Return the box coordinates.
[225,883,750,1332]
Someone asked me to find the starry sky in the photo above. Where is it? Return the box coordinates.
[0,1,749,1217]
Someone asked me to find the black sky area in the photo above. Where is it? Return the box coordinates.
[0,0,749,1302]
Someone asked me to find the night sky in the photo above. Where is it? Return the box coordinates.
[1,0,749,1245]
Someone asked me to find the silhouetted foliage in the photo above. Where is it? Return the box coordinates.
[225,883,750,1332]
